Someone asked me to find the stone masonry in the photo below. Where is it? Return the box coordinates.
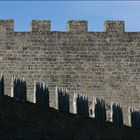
[0,19,140,125]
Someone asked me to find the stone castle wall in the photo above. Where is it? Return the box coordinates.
[0,19,140,124]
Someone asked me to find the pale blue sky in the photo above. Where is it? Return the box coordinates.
[0,1,140,31]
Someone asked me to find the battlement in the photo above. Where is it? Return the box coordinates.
[67,20,88,32]
[0,19,127,32]
[0,19,14,32]
[104,20,125,32]
[31,20,51,32]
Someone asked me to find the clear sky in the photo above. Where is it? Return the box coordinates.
[0,1,140,32]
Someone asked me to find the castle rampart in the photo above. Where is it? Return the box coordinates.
[0,19,140,125]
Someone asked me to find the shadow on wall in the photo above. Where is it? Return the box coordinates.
[55,86,70,114]
[11,76,27,101]
[92,98,106,122]
[73,93,89,117]
[35,82,49,108]
[0,74,140,129]
[129,108,140,129]
[111,102,123,125]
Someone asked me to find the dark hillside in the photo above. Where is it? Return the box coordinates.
[0,95,139,140]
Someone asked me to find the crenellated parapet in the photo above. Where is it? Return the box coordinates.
[0,19,126,33]
[30,20,125,33]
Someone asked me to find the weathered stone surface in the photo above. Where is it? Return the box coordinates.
[31,20,51,32]
[67,20,88,32]
[104,21,124,32]
[1,19,140,125]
